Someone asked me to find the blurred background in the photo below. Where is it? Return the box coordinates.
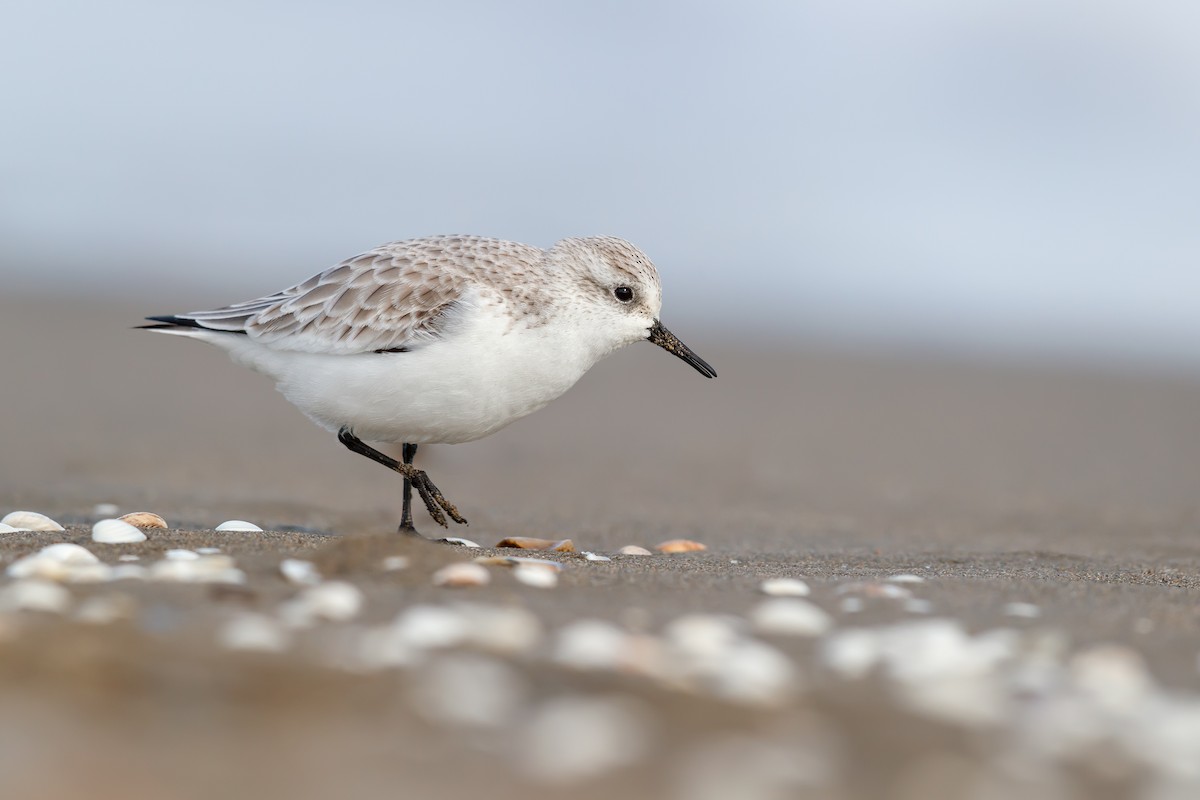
[4,0,1199,370]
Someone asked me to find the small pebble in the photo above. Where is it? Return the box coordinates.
[280,558,322,586]
[618,545,653,556]
[118,511,168,529]
[0,579,72,614]
[750,598,833,637]
[1,511,66,532]
[656,539,707,553]
[583,551,612,562]
[92,519,147,544]
[215,520,263,532]
[219,612,292,652]
[432,562,491,588]
[92,503,120,516]
[439,537,481,548]
[496,536,575,552]
[1003,602,1041,619]
[759,578,811,597]
[381,555,411,571]
[513,563,559,588]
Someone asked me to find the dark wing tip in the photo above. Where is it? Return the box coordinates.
[136,315,248,334]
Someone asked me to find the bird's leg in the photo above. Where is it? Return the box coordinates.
[336,427,468,529]
[400,442,418,533]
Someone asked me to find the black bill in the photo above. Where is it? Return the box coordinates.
[647,320,717,378]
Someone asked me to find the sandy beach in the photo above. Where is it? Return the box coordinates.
[2,295,1199,799]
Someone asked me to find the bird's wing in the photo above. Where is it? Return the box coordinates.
[170,236,537,355]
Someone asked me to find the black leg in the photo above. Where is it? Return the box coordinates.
[400,443,418,533]
[337,427,468,530]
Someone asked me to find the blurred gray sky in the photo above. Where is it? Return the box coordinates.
[3,1,1199,366]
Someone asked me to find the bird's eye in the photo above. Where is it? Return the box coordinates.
[613,286,634,303]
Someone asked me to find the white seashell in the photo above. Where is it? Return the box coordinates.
[887,573,927,584]
[0,579,72,614]
[1003,602,1041,619]
[117,554,140,562]
[60,563,115,584]
[75,593,137,624]
[513,563,559,588]
[196,547,222,555]
[432,562,490,588]
[381,555,410,571]
[280,581,364,627]
[759,578,811,597]
[7,543,100,580]
[392,605,469,650]
[750,598,833,637]
[617,545,653,556]
[820,628,882,679]
[165,549,199,561]
[455,603,543,655]
[280,558,322,586]
[91,519,147,544]
[409,654,527,728]
[1,511,65,532]
[517,695,652,783]
[148,554,242,584]
[109,564,148,581]
[708,639,799,706]
[664,614,745,658]
[92,503,120,516]
[553,620,631,671]
[219,612,291,653]
[438,537,481,548]
[582,551,612,562]
[215,520,263,532]
[0,523,19,533]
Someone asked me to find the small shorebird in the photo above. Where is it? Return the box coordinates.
[142,235,716,534]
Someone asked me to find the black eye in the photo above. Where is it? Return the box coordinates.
[613,286,634,303]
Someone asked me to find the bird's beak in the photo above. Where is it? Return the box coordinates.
[646,320,717,378]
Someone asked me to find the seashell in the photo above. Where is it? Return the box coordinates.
[392,605,469,649]
[118,554,140,562]
[1,511,65,532]
[215,520,263,532]
[165,549,199,561]
[409,654,527,729]
[219,612,291,652]
[60,563,115,584]
[7,543,105,582]
[92,503,120,516]
[582,551,612,562]
[759,578,811,597]
[381,555,410,571]
[92,519,147,544]
[149,554,243,584]
[474,556,563,570]
[432,562,490,588]
[750,598,833,637]
[75,593,137,624]
[887,573,927,584]
[279,581,364,627]
[618,545,653,556]
[196,547,222,555]
[0,579,72,614]
[553,620,631,671]
[1003,602,1041,619]
[655,539,706,553]
[496,537,575,552]
[118,512,168,529]
[109,564,149,581]
[438,537,481,548]
[0,523,19,533]
[280,558,322,586]
[517,695,651,783]
[513,563,559,588]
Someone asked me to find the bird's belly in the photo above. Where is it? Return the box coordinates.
[235,312,593,445]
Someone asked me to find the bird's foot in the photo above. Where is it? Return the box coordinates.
[402,465,468,528]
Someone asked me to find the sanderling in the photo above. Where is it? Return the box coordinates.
[141,235,716,533]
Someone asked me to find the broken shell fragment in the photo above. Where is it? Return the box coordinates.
[1,511,65,532]
[215,520,263,532]
[118,512,168,529]
[655,539,707,553]
[582,551,612,562]
[496,537,575,552]
[513,564,559,588]
[618,545,653,556]
[92,519,147,544]
[439,537,481,548]
[759,578,811,597]
[432,562,491,588]
[474,556,563,570]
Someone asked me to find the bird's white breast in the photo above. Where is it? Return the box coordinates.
[220,296,606,444]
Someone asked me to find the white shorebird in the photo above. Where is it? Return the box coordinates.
[142,235,716,534]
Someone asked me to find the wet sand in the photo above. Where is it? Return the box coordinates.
[2,296,1200,799]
